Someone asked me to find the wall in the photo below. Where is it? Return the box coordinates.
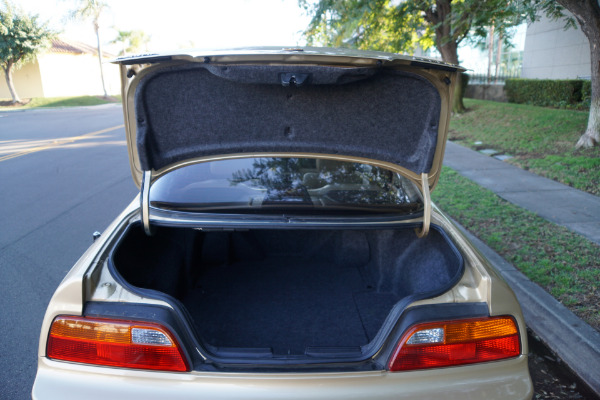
[38,53,121,97]
[465,84,507,102]
[522,12,590,79]
[0,60,44,99]
[0,53,121,99]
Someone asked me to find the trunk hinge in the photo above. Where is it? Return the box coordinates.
[141,170,154,236]
[415,173,431,238]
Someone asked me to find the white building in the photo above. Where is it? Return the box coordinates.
[521,12,591,79]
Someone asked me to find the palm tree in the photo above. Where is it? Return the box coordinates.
[69,0,108,97]
[110,30,150,56]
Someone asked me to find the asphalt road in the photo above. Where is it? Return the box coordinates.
[0,105,137,399]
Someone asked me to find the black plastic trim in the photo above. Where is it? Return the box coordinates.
[148,206,425,230]
[119,55,173,65]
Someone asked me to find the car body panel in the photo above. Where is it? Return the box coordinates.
[112,46,463,66]
[33,355,532,400]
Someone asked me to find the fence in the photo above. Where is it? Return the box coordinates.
[467,72,521,85]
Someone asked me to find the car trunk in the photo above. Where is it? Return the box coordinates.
[111,224,463,359]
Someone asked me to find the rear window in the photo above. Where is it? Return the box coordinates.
[149,157,423,215]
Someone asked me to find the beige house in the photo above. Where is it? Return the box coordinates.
[0,38,120,99]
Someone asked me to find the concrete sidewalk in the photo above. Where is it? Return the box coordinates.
[442,141,600,394]
[443,141,600,245]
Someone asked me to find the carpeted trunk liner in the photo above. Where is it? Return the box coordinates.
[182,256,401,355]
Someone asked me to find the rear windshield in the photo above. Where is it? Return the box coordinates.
[149,157,423,215]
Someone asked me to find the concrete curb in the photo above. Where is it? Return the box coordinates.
[453,220,600,395]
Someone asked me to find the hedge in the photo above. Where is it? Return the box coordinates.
[461,72,470,92]
[505,78,590,109]
[582,80,591,106]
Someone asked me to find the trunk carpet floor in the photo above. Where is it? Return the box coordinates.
[182,257,401,355]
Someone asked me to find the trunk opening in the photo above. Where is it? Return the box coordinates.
[111,224,463,360]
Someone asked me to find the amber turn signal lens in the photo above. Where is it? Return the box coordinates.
[47,316,189,372]
[388,316,520,371]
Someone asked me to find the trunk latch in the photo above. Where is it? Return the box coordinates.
[415,173,430,238]
[280,72,310,87]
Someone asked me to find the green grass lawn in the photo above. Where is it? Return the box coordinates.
[432,167,600,330]
[0,95,121,109]
[450,99,600,195]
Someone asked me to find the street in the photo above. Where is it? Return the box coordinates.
[0,105,137,399]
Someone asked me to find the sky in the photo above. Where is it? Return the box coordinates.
[14,0,313,54]
[13,0,527,72]
[458,24,527,75]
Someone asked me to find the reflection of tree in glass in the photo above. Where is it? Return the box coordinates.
[230,158,308,202]
[317,162,411,205]
[230,158,413,207]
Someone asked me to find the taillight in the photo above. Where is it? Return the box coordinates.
[388,316,520,371]
[47,316,189,372]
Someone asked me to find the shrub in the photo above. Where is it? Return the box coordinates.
[461,72,470,92]
[505,78,589,108]
[581,80,592,107]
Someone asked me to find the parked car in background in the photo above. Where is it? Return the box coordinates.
[32,47,533,399]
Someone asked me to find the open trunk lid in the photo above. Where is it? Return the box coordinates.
[114,48,462,236]
[114,47,461,191]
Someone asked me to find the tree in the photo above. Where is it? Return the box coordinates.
[300,0,524,113]
[69,0,109,97]
[0,1,53,103]
[230,158,411,208]
[110,30,150,56]
[524,0,599,148]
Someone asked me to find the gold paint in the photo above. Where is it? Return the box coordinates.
[415,173,430,238]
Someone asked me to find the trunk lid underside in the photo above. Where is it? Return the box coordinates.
[116,49,460,191]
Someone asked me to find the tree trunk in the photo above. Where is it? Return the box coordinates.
[3,62,21,104]
[453,73,466,114]
[577,47,600,148]
[495,32,502,84]
[558,0,600,148]
[487,25,494,84]
[438,40,465,114]
[94,24,109,98]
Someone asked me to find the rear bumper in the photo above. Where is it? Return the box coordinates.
[33,356,532,400]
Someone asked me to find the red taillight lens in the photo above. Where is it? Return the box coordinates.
[388,316,520,371]
[47,316,189,372]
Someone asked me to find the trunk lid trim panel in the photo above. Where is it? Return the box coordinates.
[133,65,442,174]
